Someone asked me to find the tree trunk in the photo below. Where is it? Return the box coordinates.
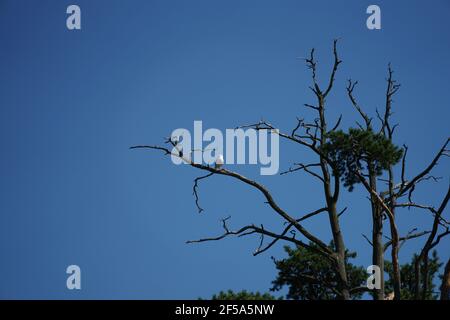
[369,168,384,300]
[414,256,421,299]
[389,224,401,300]
[318,95,349,300]
[328,201,350,300]
[421,256,429,300]
[372,212,384,300]
[387,167,401,300]
[440,258,450,300]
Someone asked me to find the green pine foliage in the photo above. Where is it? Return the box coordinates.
[385,251,442,300]
[270,243,366,300]
[211,290,279,300]
[209,246,444,300]
[321,128,404,191]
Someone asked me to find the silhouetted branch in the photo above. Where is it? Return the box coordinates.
[346,80,372,129]
[323,39,342,97]
[186,216,330,259]
[398,138,449,198]
[280,163,324,182]
[384,229,431,252]
[192,172,214,213]
[414,185,450,298]
[131,143,334,258]
[362,233,373,247]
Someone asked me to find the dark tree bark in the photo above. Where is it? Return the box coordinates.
[304,40,350,299]
[369,170,385,300]
[346,80,386,300]
[440,258,450,300]
[381,67,401,300]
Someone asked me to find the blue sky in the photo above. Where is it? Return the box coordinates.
[0,0,449,299]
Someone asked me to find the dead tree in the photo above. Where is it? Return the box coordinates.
[132,40,356,299]
[132,41,449,300]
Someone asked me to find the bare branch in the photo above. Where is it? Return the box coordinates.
[323,39,342,97]
[362,233,373,247]
[394,202,449,226]
[192,172,214,213]
[384,229,431,252]
[430,227,450,250]
[304,103,319,111]
[256,207,328,256]
[414,185,450,298]
[304,48,321,95]
[346,79,372,129]
[131,142,334,258]
[398,138,449,197]
[381,64,401,137]
[337,207,348,218]
[329,114,343,133]
[130,145,172,154]
[280,163,324,182]
[291,117,303,137]
[297,207,328,222]
[186,216,330,259]
[401,144,408,188]
[375,108,385,131]
[236,120,335,166]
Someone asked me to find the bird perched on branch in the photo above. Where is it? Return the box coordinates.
[170,136,183,157]
[215,154,224,169]
[171,135,179,146]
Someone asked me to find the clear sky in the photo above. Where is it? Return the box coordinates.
[0,0,449,299]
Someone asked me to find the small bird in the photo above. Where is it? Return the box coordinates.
[215,154,224,169]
